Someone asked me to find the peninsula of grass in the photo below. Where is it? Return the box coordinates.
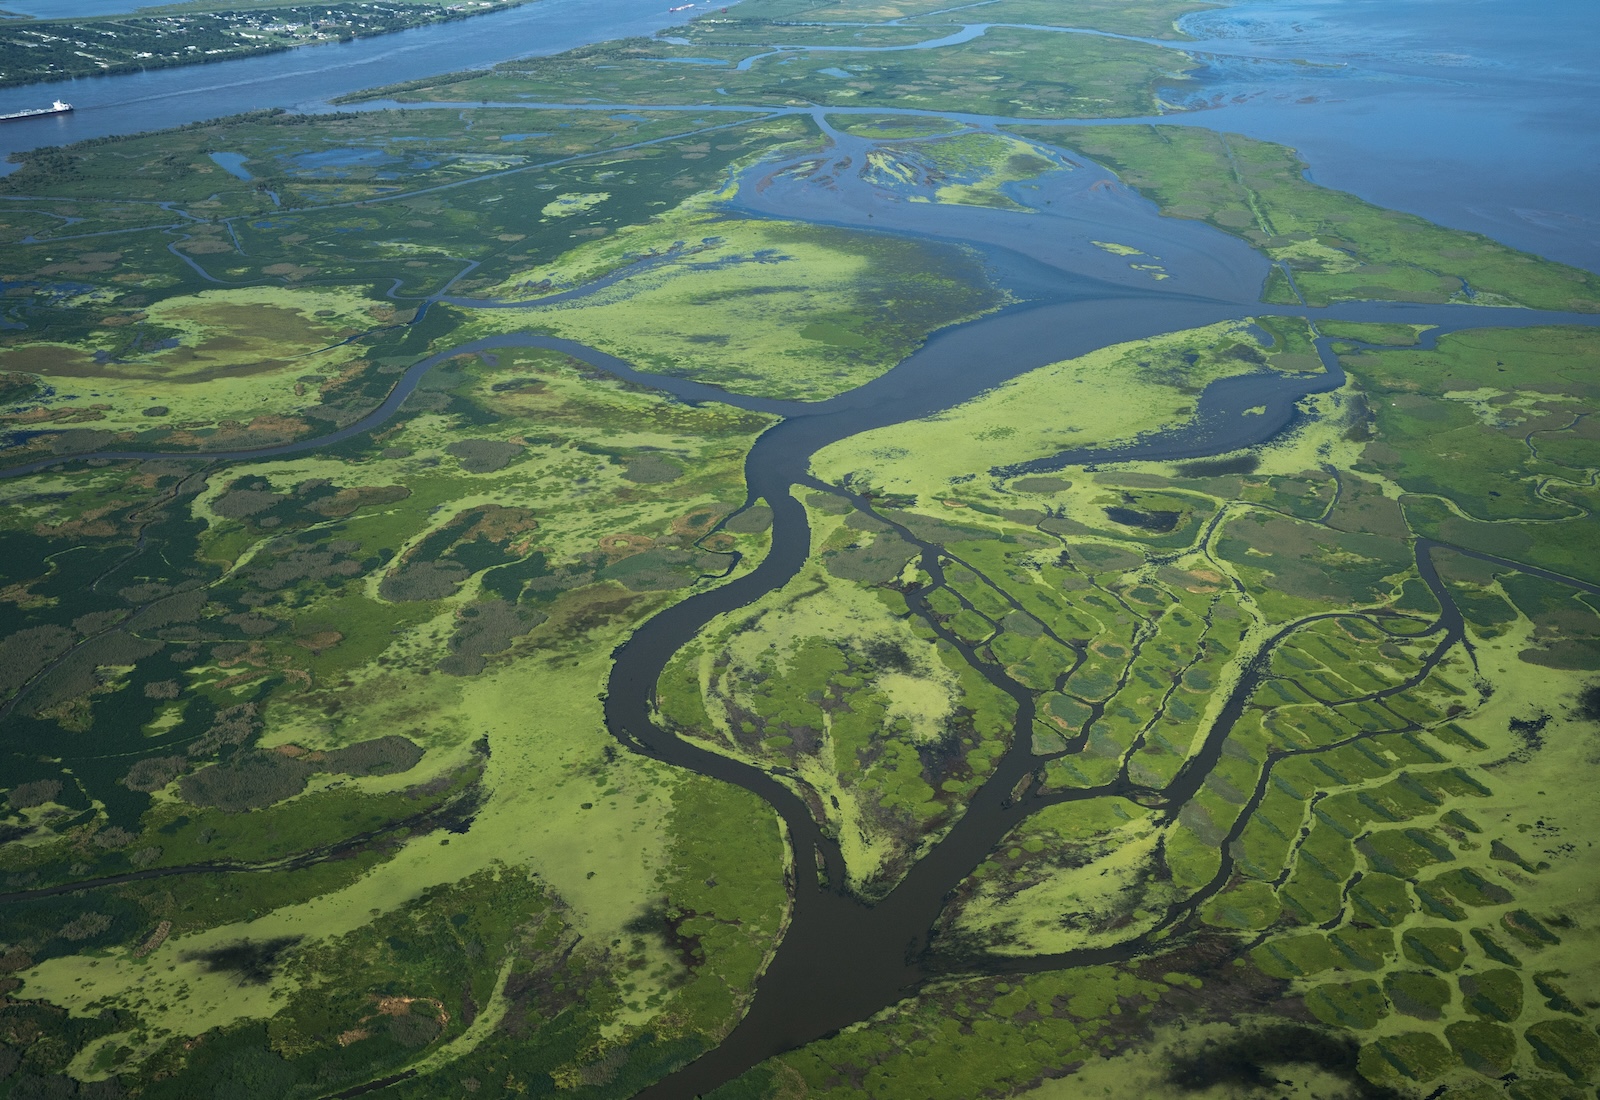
[1020,124,1600,312]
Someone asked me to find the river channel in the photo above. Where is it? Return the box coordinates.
[593,136,1600,1097]
[2,0,1597,1095]
[5,97,1595,1090]
[0,0,732,161]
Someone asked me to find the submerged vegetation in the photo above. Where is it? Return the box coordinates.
[0,0,1596,1095]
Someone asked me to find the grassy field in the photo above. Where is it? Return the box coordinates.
[349,27,1200,120]
[1020,124,1600,313]
[481,209,1000,400]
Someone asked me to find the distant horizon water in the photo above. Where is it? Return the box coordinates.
[2,0,163,17]
[1164,0,1600,273]
[0,0,1593,271]
[0,0,733,163]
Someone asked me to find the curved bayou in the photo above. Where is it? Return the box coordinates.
[595,141,1600,1097]
[8,128,1599,1096]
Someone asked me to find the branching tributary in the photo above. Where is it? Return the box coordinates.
[594,144,1600,1096]
[7,131,1600,1099]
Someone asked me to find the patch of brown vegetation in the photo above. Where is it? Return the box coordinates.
[294,630,344,653]
[34,502,129,540]
[334,995,450,1048]
[462,504,540,551]
[164,414,314,450]
[179,239,235,255]
[545,583,646,647]
[2,403,113,427]
[263,263,318,280]
[308,484,409,518]
[41,258,120,275]
[671,505,730,539]
[376,995,448,1022]
[133,920,172,959]
[599,533,654,562]
[1173,567,1223,593]
[0,948,35,973]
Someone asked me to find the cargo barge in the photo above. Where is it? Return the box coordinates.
[0,100,73,123]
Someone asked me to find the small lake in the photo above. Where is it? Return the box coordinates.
[207,151,252,180]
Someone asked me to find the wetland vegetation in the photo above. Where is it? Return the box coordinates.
[0,0,1596,1096]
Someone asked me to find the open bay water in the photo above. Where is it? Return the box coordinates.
[0,0,1593,271]
[1160,0,1600,271]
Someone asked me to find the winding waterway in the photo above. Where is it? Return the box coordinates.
[2,0,1598,1096]
[7,103,1595,1092]
[589,142,1600,1097]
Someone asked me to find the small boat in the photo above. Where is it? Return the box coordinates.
[0,100,74,123]
[667,3,694,11]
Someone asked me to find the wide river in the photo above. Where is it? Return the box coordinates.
[0,0,728,158]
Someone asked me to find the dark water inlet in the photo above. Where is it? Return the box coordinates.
[4,111,1599,1099]
[598,315,1600,1096]
[593,145,1600,1096]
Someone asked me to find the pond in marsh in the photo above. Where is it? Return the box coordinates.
[207,151,252,180]
[1103,505,1182,532]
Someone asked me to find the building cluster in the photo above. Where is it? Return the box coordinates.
[0,0,507,86]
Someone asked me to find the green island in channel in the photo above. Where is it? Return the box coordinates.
[0,0,1597,1097]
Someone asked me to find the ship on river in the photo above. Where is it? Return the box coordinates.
[0,100,73,123]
